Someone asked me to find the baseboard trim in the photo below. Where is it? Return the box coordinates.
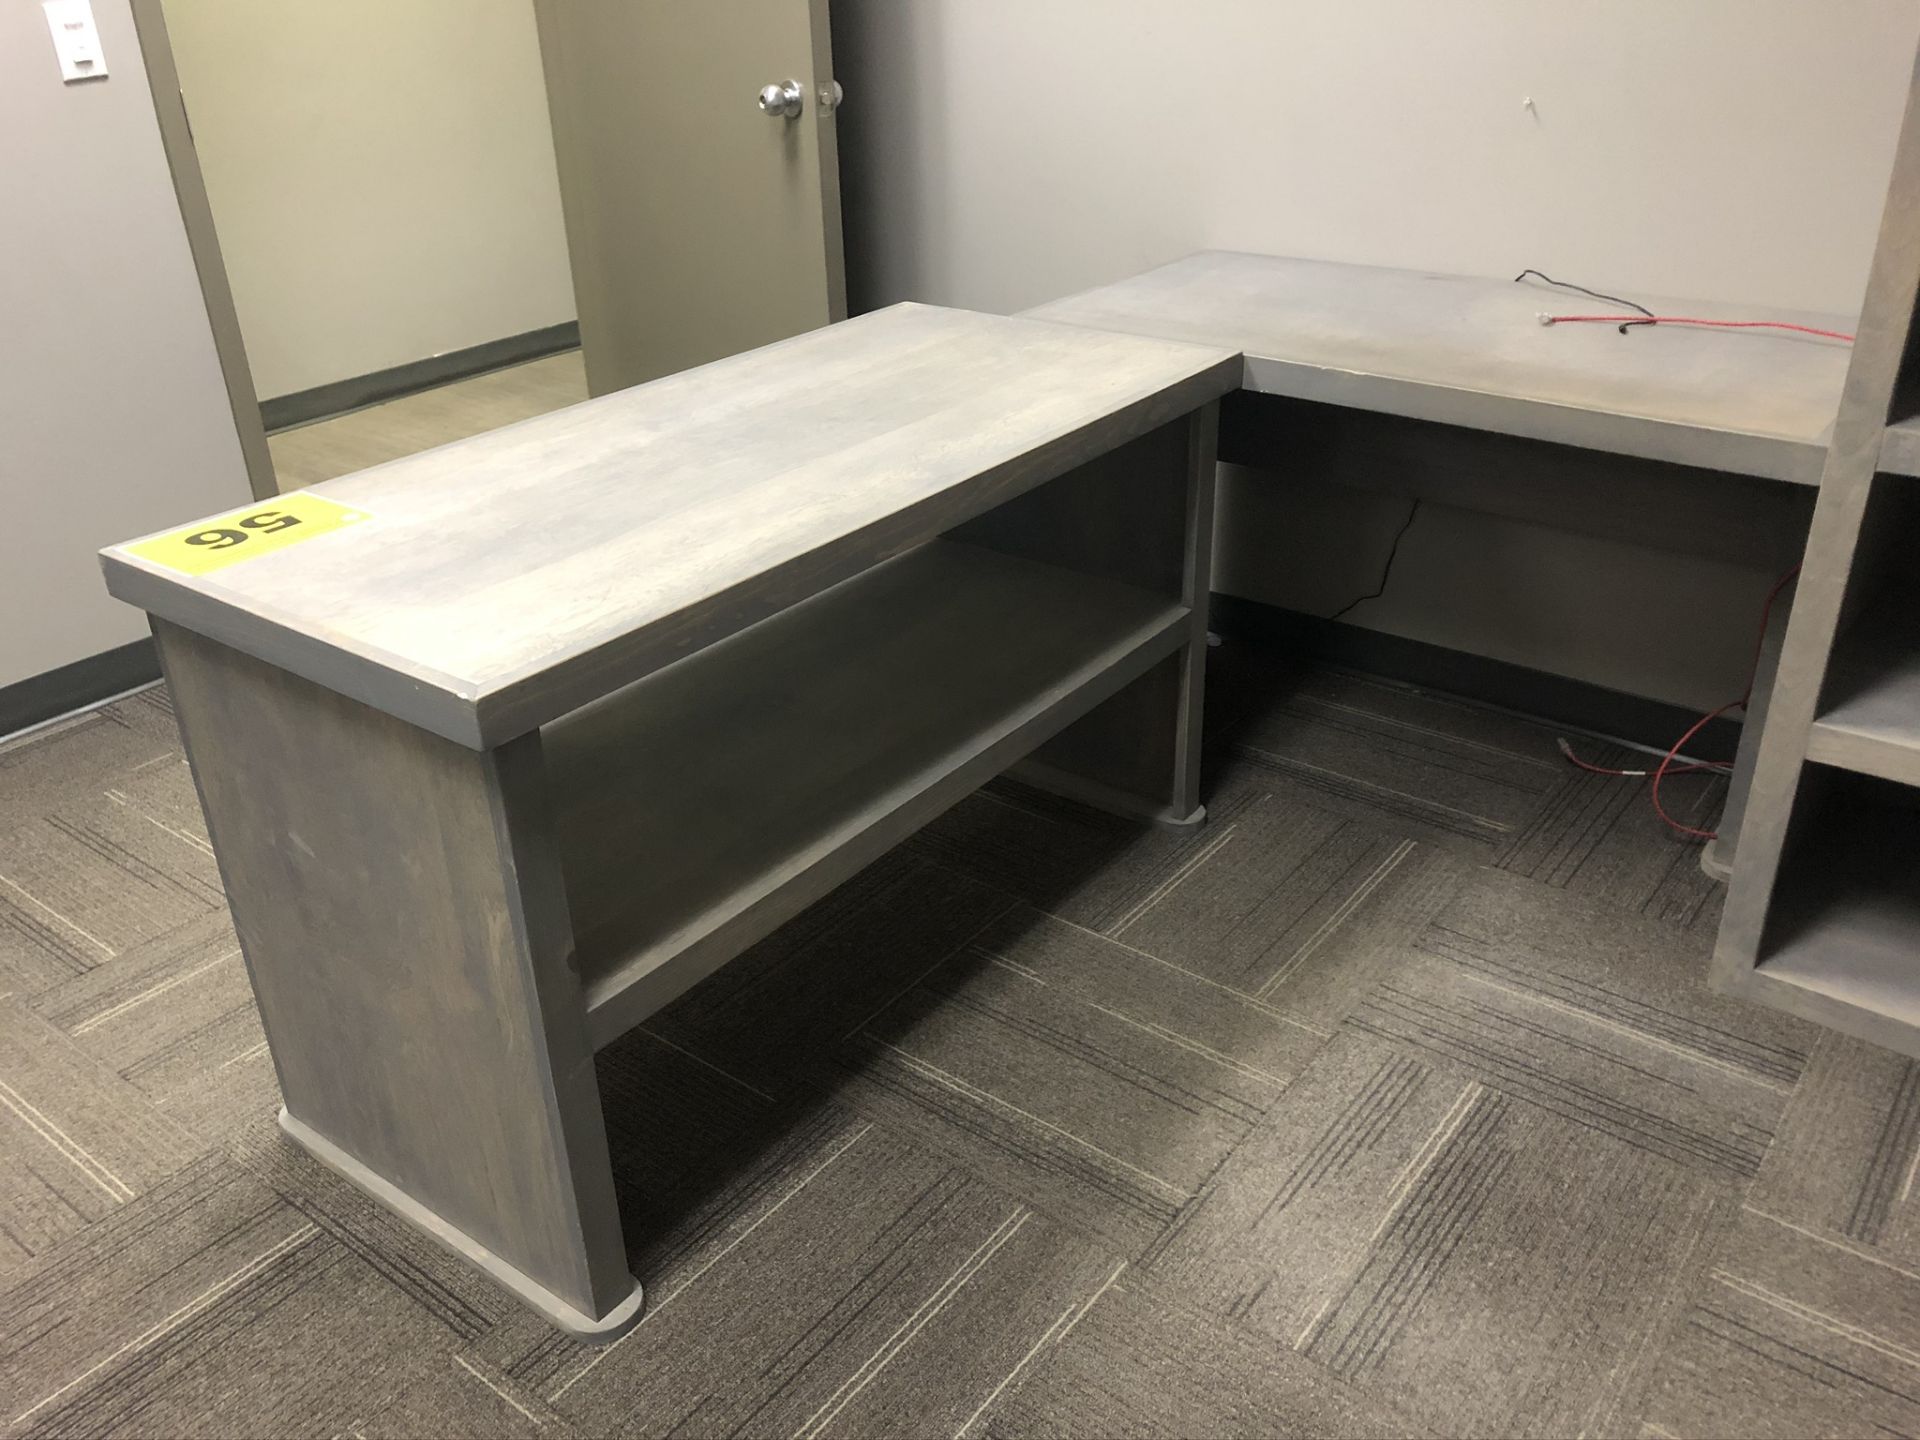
[0,639,161,740]
[262,321,581,433]
[1209,593,1742,759]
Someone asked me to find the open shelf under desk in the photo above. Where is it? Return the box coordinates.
[1752,784,1920,1052]
[1809,611,1920,788]
[542,538,1191,1048]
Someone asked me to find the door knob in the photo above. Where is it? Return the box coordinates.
[758,79,803,119]
[818,80,844,114]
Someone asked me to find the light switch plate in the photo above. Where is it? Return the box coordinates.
[44,0,108,83]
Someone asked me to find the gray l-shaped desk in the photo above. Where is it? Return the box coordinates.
[101,254,1853,1336]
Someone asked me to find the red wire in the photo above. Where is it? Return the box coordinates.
[1558,564,1802,841]
[1650,702,1746,841]
[1647,563,1804,844]
[1544,314,1856,342]
[1558,748,1634,776]
[1738,565,1803,711]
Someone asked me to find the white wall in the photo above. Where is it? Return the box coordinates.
[835,0,1920,711]
[839,1,1915,316]
[162,0,576,401]
[1,0,255,693]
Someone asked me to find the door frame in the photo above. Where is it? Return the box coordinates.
[132,0,277,501]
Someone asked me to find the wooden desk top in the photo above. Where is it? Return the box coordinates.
[103,303,1238,748]
[1026,251,1854,484]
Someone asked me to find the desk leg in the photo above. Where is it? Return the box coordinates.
[972,402,1218,827]
[154,622,642,1338]
[1700,574,1794,882]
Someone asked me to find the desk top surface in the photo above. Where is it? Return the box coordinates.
[1026,251,1855,483]
[103,303,1237,747]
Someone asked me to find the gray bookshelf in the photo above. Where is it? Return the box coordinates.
[1713,42,1920,1058]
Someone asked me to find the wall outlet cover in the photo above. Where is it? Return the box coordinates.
[44,0,109,84]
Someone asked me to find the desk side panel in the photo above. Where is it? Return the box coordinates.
[154,622,633,1321]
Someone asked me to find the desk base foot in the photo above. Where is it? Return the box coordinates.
[1009,758,1207,831]
[1699,835,1734,884]
[278,1107,646,1341]
[1157,803,1207,831]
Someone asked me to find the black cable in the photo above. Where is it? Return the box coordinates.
[1512,267,1655,318]
[1505,264,1658,332]
[1327,499,1421,622]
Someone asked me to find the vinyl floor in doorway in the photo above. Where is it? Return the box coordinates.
[265,350,589,490]
[2,641,1915,1440]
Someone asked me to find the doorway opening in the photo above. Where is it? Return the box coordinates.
[144,0,844,496]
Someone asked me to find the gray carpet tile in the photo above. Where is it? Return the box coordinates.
[473,1099,884,1397]
[98,752,213,857]
[1214,664,1573,857]
[826,905,1323,1255]
[1416,869,1812,1089]
[1213,658,1731,938]
[0,700,178,828]
[29,912,275,1148]
[594,1025,790,1211]
[905,777,1268,933]
[28,911,240,1040]
[1205,649,1566,768]
[1638,1205,1920,1439]
[0,1153,453,1440]
[1140,1029,1728,1438]
[972,1271,1430,1440]
[229,1115,519,1345]
[4,642,1918,1440]
[97,686,188,748]
[1296,1096,1724,1439]
[648,850,1016,1093]
[507,1121,1123,1440]
[0,999,202,1282]
[359,1352,581,1439]
[1349,871,1811,1184]
[1095,784,1472,1028]
[632,854,1323,1258]
[1492,738,1728,931]
[0,783,226,998]
[1747,1030,1920,1260]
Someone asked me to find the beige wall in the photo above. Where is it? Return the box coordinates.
[835,0,1920,710]
[2,0,255,692]
[163,0,576,401]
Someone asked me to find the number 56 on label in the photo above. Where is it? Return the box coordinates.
[125,493,370,576]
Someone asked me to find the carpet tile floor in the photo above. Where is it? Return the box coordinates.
[0,643,1911,1439]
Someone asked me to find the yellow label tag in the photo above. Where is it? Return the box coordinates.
[126,493,370,576]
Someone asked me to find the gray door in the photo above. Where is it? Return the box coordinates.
[534,0,846,397]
